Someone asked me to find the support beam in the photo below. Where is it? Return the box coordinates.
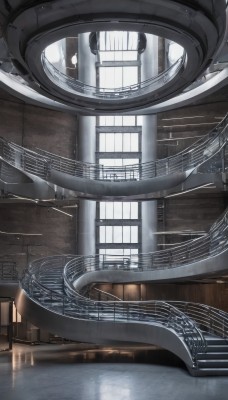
[77,33,96,256]
[141,34,158,253]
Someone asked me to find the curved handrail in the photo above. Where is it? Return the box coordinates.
[63,209,228,298]
[89,287,122,302]
[20,208,228,361]
[41,52,185,100]
[21,256,206,361]
[169,302,228,340]
[0,113,227,183]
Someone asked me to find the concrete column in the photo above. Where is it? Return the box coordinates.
[77,33,96,256]
[141,34,158,253]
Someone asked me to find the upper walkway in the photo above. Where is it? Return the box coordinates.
[0,114,227,200]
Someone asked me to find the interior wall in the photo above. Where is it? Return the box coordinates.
[0,90,77,158]
[94,282,228,312]
[0,204,77,276]
[0,89,78,274]
[157,102,228,158]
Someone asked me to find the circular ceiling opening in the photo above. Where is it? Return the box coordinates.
[42,32,185,102]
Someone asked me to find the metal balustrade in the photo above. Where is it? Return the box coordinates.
[170,302,228,341]
[0,113,227,184]
[41,53,185,100]
[18,208,228,363]
[63,209,228,298]
[21,255,206,361]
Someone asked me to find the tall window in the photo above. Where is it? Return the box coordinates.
[95,33,142,257]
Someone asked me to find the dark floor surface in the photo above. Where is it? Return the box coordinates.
[0,343,228,400]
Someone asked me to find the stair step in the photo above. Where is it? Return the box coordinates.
[197,359,228,368]
[197,352,228,360]
[191,367,228,377]
[205,337,228,346]
[205,345,228,352]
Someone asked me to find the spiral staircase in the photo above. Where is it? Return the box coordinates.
[0,0,228,377]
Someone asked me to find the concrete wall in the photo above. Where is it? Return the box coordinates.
[0,90,77,158]
[157,102,228,159]
[0,88,78,275]
[0,203,77,276]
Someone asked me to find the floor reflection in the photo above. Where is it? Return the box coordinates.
[0,343,228,400]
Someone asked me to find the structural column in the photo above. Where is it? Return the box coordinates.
[141,34,158,253]
[77,33,96,255]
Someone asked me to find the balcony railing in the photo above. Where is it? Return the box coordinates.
[0,114,227,183]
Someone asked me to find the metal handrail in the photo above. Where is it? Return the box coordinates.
[89,287,122,302]
[20,208,228,361]
[21,255,206,361]
[0,113,227,183]
[41,52,185,100]
[63,209,228,297]
[169,302,228,340]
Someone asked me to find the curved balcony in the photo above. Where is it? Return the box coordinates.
[41,52,185,105]
[0,114,227,200]
[63,209,228,293]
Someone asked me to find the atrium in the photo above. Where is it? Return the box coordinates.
[0,1,228,399]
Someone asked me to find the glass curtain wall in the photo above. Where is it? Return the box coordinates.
[96,32,142,258]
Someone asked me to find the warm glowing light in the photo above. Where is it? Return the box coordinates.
[71,54,77,65]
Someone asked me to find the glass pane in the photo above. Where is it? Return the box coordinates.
[123,202,131,219]
[131,226,138,243]
[106,133,114,152]
[113,202,122,219]
[114,159,122,167]
[114,226,122,243]
[130,249,139,255]
[123,67,138,87]
[99,159,112,167]
[105,248,124,256]
[99,133,106,152]
[115,133,122,152]
[130,133,139,151]
[123,226,130,242]
[106,116,114,126]
[114,116,122,126]
[114,67,123,88]
[123,158,139,166]
[106,202,114,219]
[123,133,131,152]
[100,202,106,219]
[131,203,138,219]
[100,32,106,51]
[122,51,138,61]
[137,115,143,126]
[106,226,113,242]
[123,116,136,126]
[100,226,106,243]
[99,116,106,125]
[114,51,123,61]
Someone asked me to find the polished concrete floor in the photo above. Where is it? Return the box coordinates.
[0,343,228,400]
